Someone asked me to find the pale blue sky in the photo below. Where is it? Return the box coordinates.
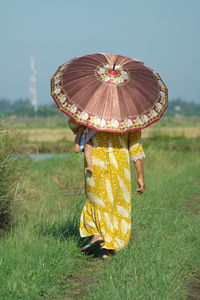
[1,0,200,105]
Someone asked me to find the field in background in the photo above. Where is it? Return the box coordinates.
[3,115,200,129]
[14,126,200,143]
[0,116,200,299]
[1,116,200,149]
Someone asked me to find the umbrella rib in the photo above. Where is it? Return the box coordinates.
[132,77,158,93]
[132,88,151,113]
[98,86,114,120]
[63,76,97,93]
[63,74,97,88]
[119,87,135,118]
[84,84,107,117]
[129,79,158,107]
[112,87,121,120]
[65,78,99,107]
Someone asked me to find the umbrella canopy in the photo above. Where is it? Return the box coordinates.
[50,53,168,132]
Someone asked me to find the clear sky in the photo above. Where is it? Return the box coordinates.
[1,0,200,105]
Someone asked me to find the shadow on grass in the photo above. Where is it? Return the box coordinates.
[34,205,109,259]
[35,204,85,248]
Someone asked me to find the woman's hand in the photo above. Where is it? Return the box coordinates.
[74,143,80,152]
[136,176,145,194]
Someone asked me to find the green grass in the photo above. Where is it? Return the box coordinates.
[0,225,83,299]
[0,142,200,299]
[87,151,200,299]
[0,154,87,299]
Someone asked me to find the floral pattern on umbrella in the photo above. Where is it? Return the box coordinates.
[50,53,168,132]
[95,64,130,86]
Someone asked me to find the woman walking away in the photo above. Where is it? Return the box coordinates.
[50,53,167,259]
[80,129,145,259]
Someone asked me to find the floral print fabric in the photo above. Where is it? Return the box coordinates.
[80,130,145,251]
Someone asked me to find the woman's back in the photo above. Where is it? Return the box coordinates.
[92,131,129,150]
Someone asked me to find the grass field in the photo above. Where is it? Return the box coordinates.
[0,128,200,299]
[14,126,200,143]
[14,126,200,155]
[3,115,200,130]
[2,115,200,155]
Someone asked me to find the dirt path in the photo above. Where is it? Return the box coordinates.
[188,273,200,299]
[53,258,103,299]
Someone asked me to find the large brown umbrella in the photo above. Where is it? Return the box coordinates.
[50,53,168,132]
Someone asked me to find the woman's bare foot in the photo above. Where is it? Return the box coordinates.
[82,235,104,255]
[102,249,115,259]
[86,165,93,172]
[74,144,80,152]
[82,235,103,250]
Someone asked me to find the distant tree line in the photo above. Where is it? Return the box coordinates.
[0,99,60,117]
[166,98,200,116]
[0,98,200,117]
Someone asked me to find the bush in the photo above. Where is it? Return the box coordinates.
[0,126,29,229]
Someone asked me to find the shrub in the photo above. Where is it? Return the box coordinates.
[0,126,29,229]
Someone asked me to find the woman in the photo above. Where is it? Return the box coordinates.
[80,129,145,259]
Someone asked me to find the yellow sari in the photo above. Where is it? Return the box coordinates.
[80,130,145,251]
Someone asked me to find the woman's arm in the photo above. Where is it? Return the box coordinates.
[134,159,145,194]
[128,130,146,194]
